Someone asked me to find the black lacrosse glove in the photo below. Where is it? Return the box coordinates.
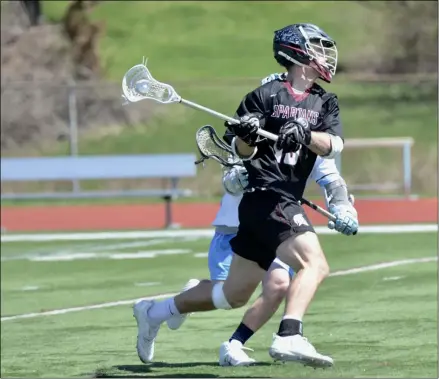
[226,113,260,146]
[275,117,311,153]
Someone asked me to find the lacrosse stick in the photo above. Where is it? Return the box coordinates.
[194,125,242,168]
[298,198,337,222]
[195,125,341,224]
[121,61,278,141]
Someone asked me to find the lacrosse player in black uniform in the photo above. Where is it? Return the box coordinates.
[222,23,343,367]
[133,23,350,368]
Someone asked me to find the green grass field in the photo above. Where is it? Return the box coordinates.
[43,1,379,81]
[31,1,438,196]
[1,228,437,378]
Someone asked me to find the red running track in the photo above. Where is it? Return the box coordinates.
[1,199,437,232]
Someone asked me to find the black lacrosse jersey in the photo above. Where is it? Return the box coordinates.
[224,79,343,201]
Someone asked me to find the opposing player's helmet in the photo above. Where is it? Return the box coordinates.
[273,23,338,83]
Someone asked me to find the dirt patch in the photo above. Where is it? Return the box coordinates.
[1,1,155,153]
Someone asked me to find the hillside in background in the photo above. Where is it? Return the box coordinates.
[42,1,437,80]
[1,1,437,196]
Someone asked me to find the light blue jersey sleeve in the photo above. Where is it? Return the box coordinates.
[309,156,340,187]
[309,157,341,208]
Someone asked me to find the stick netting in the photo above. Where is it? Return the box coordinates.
[122,64,179,104]
[196,126,242,167]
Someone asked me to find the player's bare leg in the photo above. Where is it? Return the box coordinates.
[241,263,291,332]
[174,254,264,313]
[134,278,200,362]
[166,278,201,330]
[269,231,333,368]
[133,254,264,363]
[220,263,290,366]
[277,232,329,318]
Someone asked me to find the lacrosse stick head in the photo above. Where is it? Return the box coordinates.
[122,63,181,104]
[195,125,242,168]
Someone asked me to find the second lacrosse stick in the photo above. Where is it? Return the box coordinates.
[195,125,343,225]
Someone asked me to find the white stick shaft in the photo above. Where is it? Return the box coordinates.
[176,95,348,227]
[179,99,337,223]
[180,98,236,123]
[180,98,278,141]
[256,128,278,141]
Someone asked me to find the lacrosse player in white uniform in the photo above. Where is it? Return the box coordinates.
[133,72,358,366]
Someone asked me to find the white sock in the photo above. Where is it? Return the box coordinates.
[282,315,302,322]
[147,298,180,323]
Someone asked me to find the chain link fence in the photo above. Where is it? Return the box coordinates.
[1,75,437,198]
[0,80,159,154]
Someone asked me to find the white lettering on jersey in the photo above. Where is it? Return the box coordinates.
[274,145,301,167]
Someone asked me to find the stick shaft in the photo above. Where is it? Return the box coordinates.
[176,102,337,222]
[177,99,352,230]
[300,197,337,222]
[180,98,236,123]
[194,123,336,223]
[180,98,278,141]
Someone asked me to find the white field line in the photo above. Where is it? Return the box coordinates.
[329,257,437,276]
[26,249,191,262]
[1,236,203,262]
[383,276,404,281]
[2,224,437,243]
[1,294,177,322]
[134,282,161,287]
[194,252,209,258]
[86,239,170,252]
[1,256,437,323]
[1,249,193,262]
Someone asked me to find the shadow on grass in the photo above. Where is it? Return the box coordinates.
[94,362,273,378]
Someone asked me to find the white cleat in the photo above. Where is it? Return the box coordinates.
[166,278,200,330]
[133,299,161,363]
[269,334,333,368]
[219,340,256,367]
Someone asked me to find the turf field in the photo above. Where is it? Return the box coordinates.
[1,227,437,378]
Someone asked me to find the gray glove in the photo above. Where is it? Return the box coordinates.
[222,165,248,196]
[328,195,358,236]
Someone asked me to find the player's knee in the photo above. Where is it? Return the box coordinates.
[226,287,252,308]
[264,277,289,306]
[295,233,330,280]
[274,279,290,300]
[228,296,249,308]
[212,282,251,309]
[320,261,330,281]
[312,254,330,282]
[212,282,234,309]
[266,283,288,308]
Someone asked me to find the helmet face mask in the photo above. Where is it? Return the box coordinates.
[300,26,337,82]
[273,23,338,83]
